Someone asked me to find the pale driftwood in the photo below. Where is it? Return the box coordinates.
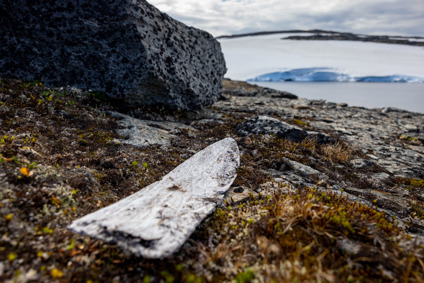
[68,138,240,258]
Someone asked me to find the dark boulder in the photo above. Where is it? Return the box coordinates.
[0,0,226,110]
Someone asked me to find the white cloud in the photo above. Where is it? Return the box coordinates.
[147,0,424,36]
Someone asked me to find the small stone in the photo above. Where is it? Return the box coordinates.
[225,186,256,203]
[351,159,375,169]
[372,173,390,181]
[0,262,4,277]
[337,238,361,255]
[293,105,313,110]
[310,99,326,105]
[285,158,328,181]
[335,127,353,135]
[305,130,335,144]
[381,107,404,113]
[404,124,419,132]
[270,92,297,99]
[233,186,244,193]
[367,154,379,160]
[320,118,334,123]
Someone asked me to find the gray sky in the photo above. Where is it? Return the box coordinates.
[148,0,424,37]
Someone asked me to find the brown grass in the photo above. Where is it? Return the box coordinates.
[193,184,424,282]
[321,141,354,163]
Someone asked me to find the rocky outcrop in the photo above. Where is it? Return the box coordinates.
[236,116,307,142]
[0,0,226,110]
[236,115,333,144]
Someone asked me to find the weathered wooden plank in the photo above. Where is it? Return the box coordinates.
[68,138,240,258]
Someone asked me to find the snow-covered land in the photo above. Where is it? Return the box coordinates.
[218,34,424,83]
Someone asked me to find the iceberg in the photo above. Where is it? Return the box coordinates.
[248,68,424,83]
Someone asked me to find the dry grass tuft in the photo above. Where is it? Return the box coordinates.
[321,141,354,163]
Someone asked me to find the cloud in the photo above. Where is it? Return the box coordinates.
[147,0,424,36]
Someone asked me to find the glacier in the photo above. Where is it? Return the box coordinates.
[247,68,424,83]
[218,34,424,82]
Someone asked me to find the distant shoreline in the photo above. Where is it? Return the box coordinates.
[217,29,424,46]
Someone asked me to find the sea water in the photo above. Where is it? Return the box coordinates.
[254,82,424,114]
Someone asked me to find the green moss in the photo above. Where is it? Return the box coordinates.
[410,179,424,188]
[292,118,309,127]
[86,91,109,102]
[394,177,424,191]
[411,202,424,219]
[400,134,417,141]
[235,268,255,283]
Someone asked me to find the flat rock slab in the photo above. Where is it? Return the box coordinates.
[68,138,240,258]
[0,0,226,110]
[110,111,196,147]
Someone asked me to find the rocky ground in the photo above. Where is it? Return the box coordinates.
[219,79,424,232]
[1,77,424,282]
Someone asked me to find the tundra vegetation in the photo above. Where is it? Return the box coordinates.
[0,78,423,282]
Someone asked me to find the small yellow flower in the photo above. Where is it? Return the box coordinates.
[43,227,54,234]
[20,167,31,176]
[50,268,63,279]
[8,252,17,261]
